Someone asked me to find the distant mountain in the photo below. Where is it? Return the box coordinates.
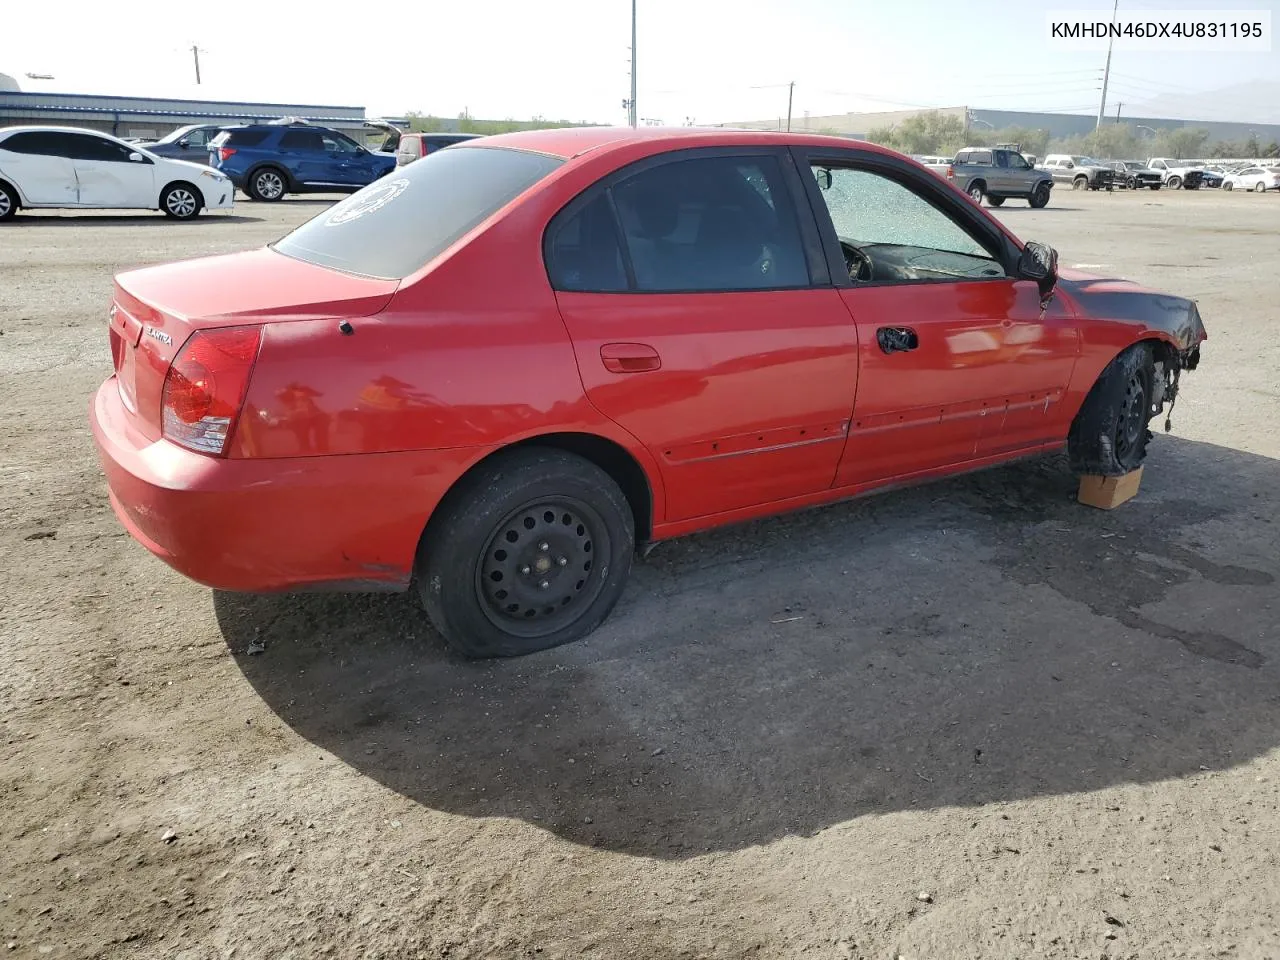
[1132,81,1280,124]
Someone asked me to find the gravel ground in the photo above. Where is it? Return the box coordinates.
[2,188,1279,960]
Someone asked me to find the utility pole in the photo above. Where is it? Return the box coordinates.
[1095,0,1118,130]
[1115,101,1123,123]
[629,0,637,128]
[786,81,794,132]
[191,43,203,84]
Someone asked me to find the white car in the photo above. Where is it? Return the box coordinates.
[0,126,235,221]
[1222,166,1280,193]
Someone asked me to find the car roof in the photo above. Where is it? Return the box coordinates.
[0,124,126,136]
[464,125,887,161]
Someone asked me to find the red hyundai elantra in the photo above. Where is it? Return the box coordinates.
[92,127,1205,657]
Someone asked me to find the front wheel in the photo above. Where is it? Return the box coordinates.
[416,449,636,657]
[1068,343,1157,477]
[1167,176,1182,190]
[1255,181,1267,193]
[986,195,1005,207]
[1126,176,1138,190]
[160,182,202,220]
[1028,183,1051,208]
[1072,176,1088,190]
[1224,181,1234,191]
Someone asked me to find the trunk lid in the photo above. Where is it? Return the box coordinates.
[108,248,398,441]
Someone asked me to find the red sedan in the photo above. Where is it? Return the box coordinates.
[91,127,1206,657]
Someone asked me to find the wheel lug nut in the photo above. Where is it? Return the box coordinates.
[539,580,550,590]
[539,541,550,552]
[520,565,531,575]
[557,556,568,567]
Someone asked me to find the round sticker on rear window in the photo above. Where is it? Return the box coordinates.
[325,178,410,226]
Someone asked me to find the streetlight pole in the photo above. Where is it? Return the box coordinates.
[1096,0,1118,131]
[629,0,637,128]
[786,81,794,132]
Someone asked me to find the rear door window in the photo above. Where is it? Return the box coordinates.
[273,146,562,279]
[545,192,628,292]
[279,130,324,151]
[1,131,77,156]
[608,154,810,292]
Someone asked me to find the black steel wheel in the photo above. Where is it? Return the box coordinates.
[417,448,635,657]
[1028,182,1051,208]
[1068,342,1157,476]
[476,497,611,638]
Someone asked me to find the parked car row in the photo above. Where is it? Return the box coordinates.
[0,118,491,219]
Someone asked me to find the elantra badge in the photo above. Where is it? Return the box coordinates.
[145,327,173,346]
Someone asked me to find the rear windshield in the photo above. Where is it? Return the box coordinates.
[273,146,563,279]
[212,129,270,148]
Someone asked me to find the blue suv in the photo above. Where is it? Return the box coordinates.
[209,123,395,201]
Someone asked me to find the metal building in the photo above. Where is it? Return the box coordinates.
[0,89,389,141]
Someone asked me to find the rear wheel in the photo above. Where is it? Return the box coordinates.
[247,167,287,202]
[1068,342,1157,477]
[416,449,636,657]
[1255,181,1267,193]
[160,182,202,220]
[986,195,1005,207]
[1028,182,1051,208]
[0,181,17,221]
[967,181,985,204]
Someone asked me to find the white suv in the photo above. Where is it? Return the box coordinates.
[0,125,235,221]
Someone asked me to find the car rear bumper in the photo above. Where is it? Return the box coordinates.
[91,377,488,593]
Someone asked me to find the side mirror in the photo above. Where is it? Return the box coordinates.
[814,168,833,191]
[1018,241,1059,302]
[178,140,190,148]
[128,152,145,162]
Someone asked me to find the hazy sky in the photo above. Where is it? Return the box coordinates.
[7,0,1279,123]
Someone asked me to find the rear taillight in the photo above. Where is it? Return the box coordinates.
[161,326,262,456]
[218,146,236,163]
[946,165,954,180]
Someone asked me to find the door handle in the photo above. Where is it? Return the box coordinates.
[876,327,919,354]
[601,342,661,373]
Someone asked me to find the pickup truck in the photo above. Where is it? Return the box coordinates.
[1039,155,1117,191]
[947,146,1053,207]
[1106,160,1163,190]
[1146,158,1204,190]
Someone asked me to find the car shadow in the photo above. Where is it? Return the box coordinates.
[988,205,1082,213]
[216,436,1280,860]
[16,214,264,225]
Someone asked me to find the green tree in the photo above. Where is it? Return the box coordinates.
[1085,123,1140,161]
[1155,127,1210,159]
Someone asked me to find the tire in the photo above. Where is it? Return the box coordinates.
[1224,181,1234,191]
[1072,175,1088,191]
[247,166,287,202]
[967,181,985,204]
[416,448,636,657]
[160,182,203,220]
[1255,181,1267,193]
[986,195,1005,207]
[0,180,17,221]
[1126,176,1138,190]
[1068,342,1157,477]
[1028,182,1051,208]
[1167,176,1182,190]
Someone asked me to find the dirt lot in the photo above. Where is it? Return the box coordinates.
[2,187,1279,960]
